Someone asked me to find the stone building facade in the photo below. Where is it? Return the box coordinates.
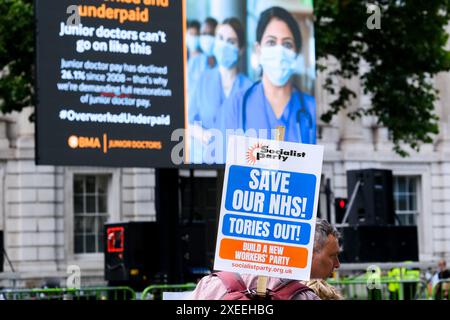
[0,107,156,287]
[1,66,449,287]
[1,14,450,287]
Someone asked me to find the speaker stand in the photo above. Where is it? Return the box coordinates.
[339,178,362,227]
[155,168,183,284]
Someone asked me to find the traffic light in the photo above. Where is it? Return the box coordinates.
[335,198,348,224]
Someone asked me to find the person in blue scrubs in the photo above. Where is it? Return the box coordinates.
[187,18,219,109]
[188,17,252,163]
[222,6,316,145]
[199,17,218,69]
[186,20,201,61]
[186,20,208,104]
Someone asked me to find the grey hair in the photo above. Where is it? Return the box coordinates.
[314,218,340,253]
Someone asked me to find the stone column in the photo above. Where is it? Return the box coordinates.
[338,77,373,157]
[122,168,156,222]
[4,107,60,278]
[434,71,450,153]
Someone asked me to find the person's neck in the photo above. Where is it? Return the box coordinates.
[190,50,201,57]
[207,56,216,68]
[219,66,238,97]
[262,76,292,119]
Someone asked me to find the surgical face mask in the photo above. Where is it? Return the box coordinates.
[213,39,239,69]
[294,53,316,80]
[259,45,298,87]
[295,54,305,76]
[200,35,215,56]
[186,34,199,53]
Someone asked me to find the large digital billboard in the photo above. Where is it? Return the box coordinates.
[35,0,185,167]
[36,0,317,167]
[185,0,317,165]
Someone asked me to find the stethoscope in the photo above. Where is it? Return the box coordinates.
[242,81,314,143]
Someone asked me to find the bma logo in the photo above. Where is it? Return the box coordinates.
[246,143,267,165]
[68,135,101,149]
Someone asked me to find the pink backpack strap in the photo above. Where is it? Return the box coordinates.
[213,272,248,295]
[270,280,314,300]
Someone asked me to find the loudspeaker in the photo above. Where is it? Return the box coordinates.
[339,225,419,263]
[347,169,395,226]
[0,231,3,272]
[104,222,160,288]
[179,221,210,282]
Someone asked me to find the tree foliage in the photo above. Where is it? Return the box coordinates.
[0,0,34,114]
[315,0,450,156]
[1,1,450,156]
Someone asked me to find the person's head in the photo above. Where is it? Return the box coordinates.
[443,282,450,298]
[200,17,218,56]
[186,20,201,53]
[255,6,302,87]
[438,259,447,272]
[201,17,218,36]
[187,20,201,36]
[213,17,245,69]
[311,219,341,279]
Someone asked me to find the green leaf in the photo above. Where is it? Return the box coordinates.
[315,0,450,156]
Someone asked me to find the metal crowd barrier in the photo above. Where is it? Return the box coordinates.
[328,277,428,300]
[0,286,136,300]
[141,283,197,300]
[2,279,442,301]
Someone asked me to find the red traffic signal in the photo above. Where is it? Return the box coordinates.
[335,198,348,224]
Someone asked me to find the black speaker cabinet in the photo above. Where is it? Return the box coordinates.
[0,230,3,272]
[179,221,210,282]
[347,169,395,226]
[339,225,419,263]
[104,222,159,286]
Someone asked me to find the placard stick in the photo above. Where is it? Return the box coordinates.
[256,125,286,298]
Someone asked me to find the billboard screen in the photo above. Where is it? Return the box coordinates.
[35,0,185,167]
[36,0,317,168]
[185,0,317,165]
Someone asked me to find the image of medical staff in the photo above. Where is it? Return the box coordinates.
[187,20,202,61]
[222,6,317,144]
[199,17,218,69]
[188,17,252,163]
[186,20,207,102]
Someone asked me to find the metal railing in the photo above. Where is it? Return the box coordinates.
[0,286,136,300]
[141,283,197,300]
[328,277,428,300]
[2,279,444,300]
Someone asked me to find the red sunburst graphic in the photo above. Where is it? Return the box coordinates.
[246,143,266,165]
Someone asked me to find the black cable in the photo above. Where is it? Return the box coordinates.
[2,248,15,273]
[394,213,402,226]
